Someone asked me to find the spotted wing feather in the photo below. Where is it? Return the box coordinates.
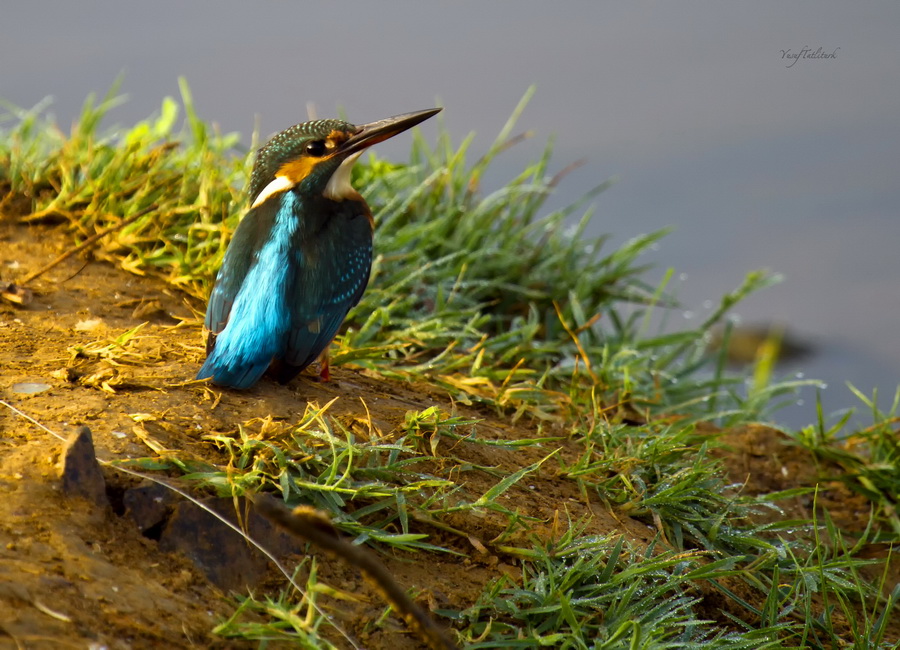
[276,237,372,382]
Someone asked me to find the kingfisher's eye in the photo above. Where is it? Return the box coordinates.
[305,140,327,157]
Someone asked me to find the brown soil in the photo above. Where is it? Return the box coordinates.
[0,217,895,649]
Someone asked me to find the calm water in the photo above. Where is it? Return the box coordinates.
[3,2,899,430]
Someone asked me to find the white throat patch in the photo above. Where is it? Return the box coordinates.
[323,151,363,201]
[250,176,294,210]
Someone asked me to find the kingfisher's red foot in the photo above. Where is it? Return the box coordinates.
[318,351,331,382]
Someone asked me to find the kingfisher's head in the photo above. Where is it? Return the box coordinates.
[248,108,441,210]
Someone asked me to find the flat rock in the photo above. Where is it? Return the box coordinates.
[158,497,305,591]
[123,481,178,534]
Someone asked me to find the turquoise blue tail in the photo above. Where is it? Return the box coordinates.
[196,350,271,390]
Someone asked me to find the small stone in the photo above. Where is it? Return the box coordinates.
[59,426,109,508]
[123,482,177,534]
[11,382,51,395]
[74,318,104,331]
[158,497,303,591]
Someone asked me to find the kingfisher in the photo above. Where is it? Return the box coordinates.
[197,107,441,389]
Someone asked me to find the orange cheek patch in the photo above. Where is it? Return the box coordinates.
[277,158,319,185]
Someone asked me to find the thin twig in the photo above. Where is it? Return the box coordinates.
[18,203,159,286]
[253,494,461,650]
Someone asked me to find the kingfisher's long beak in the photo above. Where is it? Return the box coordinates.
[341,108,442,156]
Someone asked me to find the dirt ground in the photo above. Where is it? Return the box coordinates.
[0,216,895,649]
